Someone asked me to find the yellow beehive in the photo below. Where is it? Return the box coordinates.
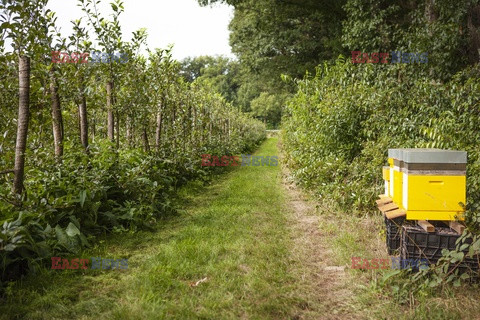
[401,149,467,221]
[388,158,394,198]
[382,166,390,196]
[388,149,403,207]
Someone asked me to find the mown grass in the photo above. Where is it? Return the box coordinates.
[0,138,311,319]
[5,136,479,320]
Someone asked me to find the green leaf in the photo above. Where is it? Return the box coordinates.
[55,225,68,245]
[1,22,11,30]
[78,233,89,247]
[69,216,81,230]
[44,224,52,233]
[11,235,23,243]
[3,244,16,251]
[79,190,87,208]
[65,222,81,237]
[460,272,470,280]
[429,277,442,287]
[381,269,402,283]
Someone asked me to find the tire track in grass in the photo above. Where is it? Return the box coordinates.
[278,136,361,320]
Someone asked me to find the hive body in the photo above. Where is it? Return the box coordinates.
[385,148,466,221]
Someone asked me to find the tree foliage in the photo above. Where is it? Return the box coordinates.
[180,55,240,105]
[198,0,347,128]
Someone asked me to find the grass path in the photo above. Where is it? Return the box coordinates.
[9,136,480,320]
[1,138,332,319]
[5,138,480,319]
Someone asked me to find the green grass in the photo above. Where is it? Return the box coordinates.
[0,138,310,319]
[5,136,480,320]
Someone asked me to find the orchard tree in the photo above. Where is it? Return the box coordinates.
[0,0,51,197]
[80,0,125,145]
[67,18,94,151]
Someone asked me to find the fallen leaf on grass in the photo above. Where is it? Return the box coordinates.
[189,277,208,287]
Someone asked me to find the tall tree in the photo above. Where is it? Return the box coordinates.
[68,18,93,151]
[13,55,30,195]
[49,65,63,160]
[106,80,114,141]
[46,12,65,161]
[1,0,50,196]
[198,0,347,126]
[180,55,240,106]
[81,0,125,146]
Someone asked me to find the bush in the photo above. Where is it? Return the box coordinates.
[282,59,480,222]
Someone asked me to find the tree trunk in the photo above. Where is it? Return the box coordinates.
[142,126,150,153]
[192,105,196,147]
[467,4,480,63]
[92,116,96,142]
[131,117,136,148]
[126,116,132,147]
[187,104,192,146]
[49,66,63,161]
[227,118,230,137]
[13,56,30,196]
[183,105,187,153]
[201,107,206,145]
[209,113,213,144]
[78,92,88,150]
[425,0,437,24]
[155,108,162,151]
[116,110,120,149]
[172,103,176,151]
[106,81,114,142]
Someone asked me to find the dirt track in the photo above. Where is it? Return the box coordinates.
[281,141,360,320]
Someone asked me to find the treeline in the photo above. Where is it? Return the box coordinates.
[0,0,265,283]
[197,0,480,128]
[196,0,346,128]
[179,55,286,129]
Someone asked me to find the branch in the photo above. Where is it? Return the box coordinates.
[0,169,14,175]
[0,194,19,207]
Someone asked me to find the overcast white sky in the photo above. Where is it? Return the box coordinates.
[46,0,234,60]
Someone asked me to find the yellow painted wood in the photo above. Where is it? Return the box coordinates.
[405,175,466,212]
[388,158,394,198]
[392,168,403,208]
[382,167,390,181]
[406,210,465,221]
